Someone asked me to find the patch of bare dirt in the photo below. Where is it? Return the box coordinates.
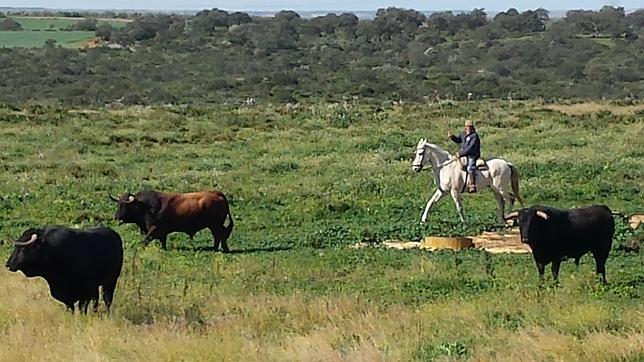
[80,38,101,49]
[470,230,531,254]
[629,214,643,229]
[351,229,532,254]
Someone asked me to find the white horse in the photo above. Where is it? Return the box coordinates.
[411,138,523,224]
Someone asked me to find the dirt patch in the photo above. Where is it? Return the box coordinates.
[470,230,531,254]
[80,37,101,49]
[352,229,531,254]
[629,214,644,229]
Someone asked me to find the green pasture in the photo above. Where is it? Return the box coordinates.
[0,102,641,360]
[0,30,95,48]
[0,17,129,48]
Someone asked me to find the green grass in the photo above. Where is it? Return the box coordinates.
[0,101,641,360]
[0,31,95,48]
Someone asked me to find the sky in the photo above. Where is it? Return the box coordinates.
[2,0,641,11]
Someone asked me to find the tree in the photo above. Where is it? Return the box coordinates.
[44,39,57,48]
[275,10,301,22]
[427,12,451,33]
[467,8,488,28]
[229,12,252,26]
[193,8,230,34]
[597,6,627,38]
[374,7,426,39]
[0,18,23,31]
[70,18,98,31]
[519,10,547,32]
[566,10,600,36]
[95,24,113,41]
[626,9,644,28]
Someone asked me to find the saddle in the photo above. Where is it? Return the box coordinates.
[459,158,488,171]
[476,158,489,171]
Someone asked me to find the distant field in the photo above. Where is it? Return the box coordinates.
[0,16,128,48]
[15,16,129,31]
[0,30,95,48]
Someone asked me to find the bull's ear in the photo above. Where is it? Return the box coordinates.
[504,211,519,220]
[536,210,549,220]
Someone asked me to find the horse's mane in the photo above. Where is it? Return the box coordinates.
[424,142,450,158]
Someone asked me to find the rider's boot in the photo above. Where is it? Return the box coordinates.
[467,171,477,193]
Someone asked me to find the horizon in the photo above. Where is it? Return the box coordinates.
[1,1,642,12]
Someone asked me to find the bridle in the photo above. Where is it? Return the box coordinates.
[413,144,457,171]
[412,146,426,170]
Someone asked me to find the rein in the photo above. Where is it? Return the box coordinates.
[414,145,457,171]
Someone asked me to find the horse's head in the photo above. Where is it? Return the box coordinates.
[411,138,428,172]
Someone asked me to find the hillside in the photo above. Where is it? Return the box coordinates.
[0,6,642,104]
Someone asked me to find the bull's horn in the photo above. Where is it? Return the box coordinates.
[126,195,135,203]
[108,193,119,202]
[504,211,519,220]
[536,210,549,220]
[14,233,38,247]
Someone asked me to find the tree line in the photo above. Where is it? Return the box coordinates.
[0,6,642,105]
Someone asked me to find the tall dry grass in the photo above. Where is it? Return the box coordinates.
[1,268,642,361]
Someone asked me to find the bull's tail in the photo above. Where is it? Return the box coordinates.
[509,163,524,207]
[222,210,234,241]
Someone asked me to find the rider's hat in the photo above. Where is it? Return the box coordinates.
[464,120,474,127]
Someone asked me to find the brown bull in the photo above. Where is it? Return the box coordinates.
[110,190,234,251]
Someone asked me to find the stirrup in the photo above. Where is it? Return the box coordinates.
[467,185,477,193]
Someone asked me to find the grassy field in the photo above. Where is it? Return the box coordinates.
[0,101,641,360]
[0,17,128,48]
[0,30,96,48]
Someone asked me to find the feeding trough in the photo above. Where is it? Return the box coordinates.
[422,236,474,250]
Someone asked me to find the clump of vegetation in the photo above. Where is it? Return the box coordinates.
[0,17,23,31]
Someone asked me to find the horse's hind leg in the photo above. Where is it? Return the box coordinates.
[494,186,515,216]
[493,191,506,225]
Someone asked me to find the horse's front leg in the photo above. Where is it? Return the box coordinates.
[421,189,445,223]
[450,189,465,222]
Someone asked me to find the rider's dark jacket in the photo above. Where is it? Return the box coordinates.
[450,130,481,159]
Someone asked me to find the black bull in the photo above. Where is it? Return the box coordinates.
[505,204,614,283]
[5,226,123,313]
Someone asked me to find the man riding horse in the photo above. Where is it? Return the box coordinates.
[448,120,480,193]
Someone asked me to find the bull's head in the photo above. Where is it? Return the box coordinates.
[109,192,143,225]
[504,207,549,244]
[5,228,48,277]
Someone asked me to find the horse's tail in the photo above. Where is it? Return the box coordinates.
[508,163,524,207]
